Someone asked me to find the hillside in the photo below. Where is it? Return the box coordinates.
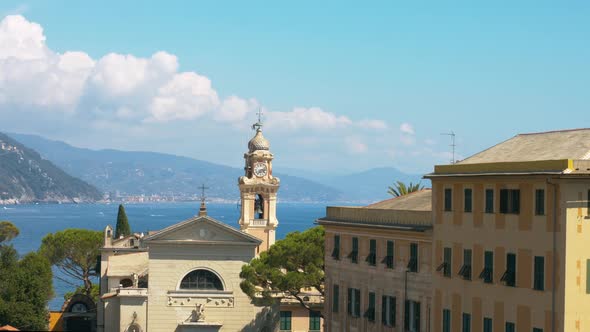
[0,133,102,204]
[9,133,344,202]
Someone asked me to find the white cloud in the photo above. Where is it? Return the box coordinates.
[358,119,388,130]
[266,107,352,130]
[400,122,415,135]
[345,136,368,154]
[148,72,220,122]
[216,96,259,123]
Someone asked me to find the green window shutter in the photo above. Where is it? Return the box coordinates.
[332,235,340,259]
[485,189,494,213]
[507,253,516,287]
[347,288,352,314]
[512,189,520,214]
[462,313,471,332]
[382,295,387,324]
[533,328,543,332]
[484,251,493,283]
[280,311,292,330]
[414,301,420,331]
[505,321,515,332]
[404,300,410,330]
[386,240,394,268]
[392,297,396,326]
[309,311,321,330]
[500,189,508,213]
[534,256,545,291]
[444,247,452,277]
[535,189,545,215]
[442,309,451,332]
[354,289,361,317]
[464,188,472,212]
[351,237,359,263]
[332,284,339,312]
[367,239,376,266]
[444,188,452,211]
[586,259,590,294]
[483,317,492,332]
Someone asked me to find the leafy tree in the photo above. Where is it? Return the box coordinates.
[240,226,324,316]
[39,229,102,295]
[387,181,424,197]
[64,284,100,303]
[0,228,53,331]
[115,204,131,238]
[0,221,19,243]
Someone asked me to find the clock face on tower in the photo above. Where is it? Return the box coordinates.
[253,162,268,177]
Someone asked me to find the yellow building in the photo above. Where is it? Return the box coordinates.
[426,128,590,332]
[318,190,432,332]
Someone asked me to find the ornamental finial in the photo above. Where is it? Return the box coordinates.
[252,108,263,132]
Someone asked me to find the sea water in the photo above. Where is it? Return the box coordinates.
[0,202,337,310]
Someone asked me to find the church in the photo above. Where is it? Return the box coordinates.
[97,119,282,332]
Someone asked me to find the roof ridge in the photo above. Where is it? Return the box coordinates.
[458,134,518,164]
[518,128,590,136]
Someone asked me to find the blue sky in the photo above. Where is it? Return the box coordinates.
[0,1,589,174]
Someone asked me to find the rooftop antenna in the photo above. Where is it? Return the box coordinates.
[441,131,456,164]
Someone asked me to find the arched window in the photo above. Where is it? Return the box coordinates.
[120,278,133,288]
[180,269,223,290]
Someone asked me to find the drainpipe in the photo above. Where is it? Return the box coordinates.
[546,178,557,332]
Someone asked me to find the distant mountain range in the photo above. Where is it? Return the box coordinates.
[9,133,425,203]
[0,132,102,204]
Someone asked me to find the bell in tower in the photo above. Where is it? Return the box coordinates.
[237,112,280,254]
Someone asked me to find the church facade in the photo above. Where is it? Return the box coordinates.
[97,120,281,332]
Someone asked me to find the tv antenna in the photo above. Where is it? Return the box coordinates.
[441,131,456,164]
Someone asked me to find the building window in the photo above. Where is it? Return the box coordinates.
[479,251,493,283]
[408,243,419,272]
[587,259,590,294]
[462,313,471,332]
[348,237,359,263]
[534,256,545,291]
[533,328,543,332]
[444,188,452,211]
[279,311,292,331]
[365,292,375,322]
[332,284,339,313]
[485,189,494,213]
[382,295,396,327]
[464,188,472,212]
[331,235,340,260]
[458,249,472,280]
[505,321,515,332]
[366,239,377,266]
[347,288,360,317]
[499,189,520,214]
[383,240,394,269]
[442,309,451,332]
[501,253,516,287]
[180,269,223,290]
[437,247,452,277]
[483,317,492,332]
[309,310,321,331]
[404,300,420,332]
[587,189,590,214]
[535,189,545,215]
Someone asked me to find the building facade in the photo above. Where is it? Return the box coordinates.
[318,190,433,332]
[426,129,590,332]
[97,121,294,332]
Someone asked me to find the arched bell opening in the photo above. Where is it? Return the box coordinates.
[254,194,265,219]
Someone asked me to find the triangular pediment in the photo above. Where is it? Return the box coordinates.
[143,215,261,245]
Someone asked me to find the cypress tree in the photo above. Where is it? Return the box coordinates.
[115,204,131,238]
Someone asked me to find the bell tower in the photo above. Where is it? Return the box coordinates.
[238,113,279,254]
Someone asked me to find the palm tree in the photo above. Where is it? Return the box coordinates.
[387,181,424,197]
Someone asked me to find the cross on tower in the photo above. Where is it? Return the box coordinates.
[199,184,209,203]
[252,108,263,131]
